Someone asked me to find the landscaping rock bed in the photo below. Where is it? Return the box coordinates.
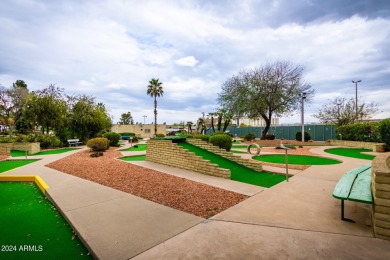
[46,148,248,218]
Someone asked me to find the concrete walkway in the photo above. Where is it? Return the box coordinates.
[2,145,390,259]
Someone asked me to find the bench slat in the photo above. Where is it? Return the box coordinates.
[348,169,373,204]
[332,164,371,200]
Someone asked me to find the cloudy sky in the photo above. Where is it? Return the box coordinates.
[1,0,389,125]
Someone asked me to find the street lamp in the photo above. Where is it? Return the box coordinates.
[300,92,307,143]
[352,80,361,120]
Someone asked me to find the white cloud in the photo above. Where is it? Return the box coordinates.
[0,1,389,125]
[174,56,199,67]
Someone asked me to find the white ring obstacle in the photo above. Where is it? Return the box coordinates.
[247,143,261,155]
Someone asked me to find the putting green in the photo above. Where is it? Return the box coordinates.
[0,160,38,174]
[324,148,375,160]
[11,148,79,157]
[120,144,147,152]
[0,182,91,259]
[231,145,248,149]
[120,155,146,161]
[253,154,341,165]
[178,142,285,188]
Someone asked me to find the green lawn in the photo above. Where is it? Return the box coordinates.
[178,142,285,188]
[120,155,146,161]
[11,148,79,157]
[253,154,341,165]
[324,148,376,160]
[0,182,91,259]
[0,160,38,174]
[232,140,242,144]
[120,144,147,152]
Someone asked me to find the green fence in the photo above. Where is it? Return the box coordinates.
[206,124,336,141]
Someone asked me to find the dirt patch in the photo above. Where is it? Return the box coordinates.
[46,148,248,218]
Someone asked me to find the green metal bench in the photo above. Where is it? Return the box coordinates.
[332,164,373,221]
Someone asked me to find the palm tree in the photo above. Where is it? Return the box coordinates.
[147,78,164,136]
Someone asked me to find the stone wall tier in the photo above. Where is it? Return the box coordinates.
[331,140,386,152]
[146,140,231,179]
[186,138,263,172]
[0,143,40,155]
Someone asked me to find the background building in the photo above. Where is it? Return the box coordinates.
[111,124,166,138]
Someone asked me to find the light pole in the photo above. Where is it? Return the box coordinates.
[142,115,147,125]
[300,92,307,143]
[352,80,361,121]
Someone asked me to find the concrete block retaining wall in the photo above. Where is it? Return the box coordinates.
[186,138,263,172]
[0,143,40,155]
[330,140,386,152]
[372,154,390,240]
[146,140,231,179]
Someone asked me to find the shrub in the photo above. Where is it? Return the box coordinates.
[156,133,165,137]
[295,131,311,142]
[0,137,15,143]
[377,118,390,150]
[209,134,232,151]
[265,133,275,140]
[336,122,379,142]
[193,134,210,142]
[87,138,109,152]
[26,134,37,143]
[34,134,51,149]
[213,130,225,135]
[49,136,61,147]
[244,133,255,141]
[103,132,121,146]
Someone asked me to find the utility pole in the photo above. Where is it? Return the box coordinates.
[352,80,361,121]
[142,115,147,125]
[300,92,307,143]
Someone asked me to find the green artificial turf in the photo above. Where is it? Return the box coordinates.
[324,148,376,160]
[11,148,79,157]
[0,160,38,174]
[120,155,146,161]
[0,182,91,259]
[178,142,285,188]
[253,154,341,165]
[120,144,147,152]
[231,145,248,149]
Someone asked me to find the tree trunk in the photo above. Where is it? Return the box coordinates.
[260,115,271,140]
[211,116,215,133]
[222,119,230,132]
[154,96,157,136]
[217,116,222,131]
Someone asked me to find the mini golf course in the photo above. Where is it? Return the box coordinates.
[0,160,38,174]
[178,142,285,188]
[11,148,79,157]
[120,144,147,152]
[253,154,341,165]
[324,148,376,160]
[0,182,91,259]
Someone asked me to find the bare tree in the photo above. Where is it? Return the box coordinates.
[313,97,379,126]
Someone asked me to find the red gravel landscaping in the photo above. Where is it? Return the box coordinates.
[46,148,248,218]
